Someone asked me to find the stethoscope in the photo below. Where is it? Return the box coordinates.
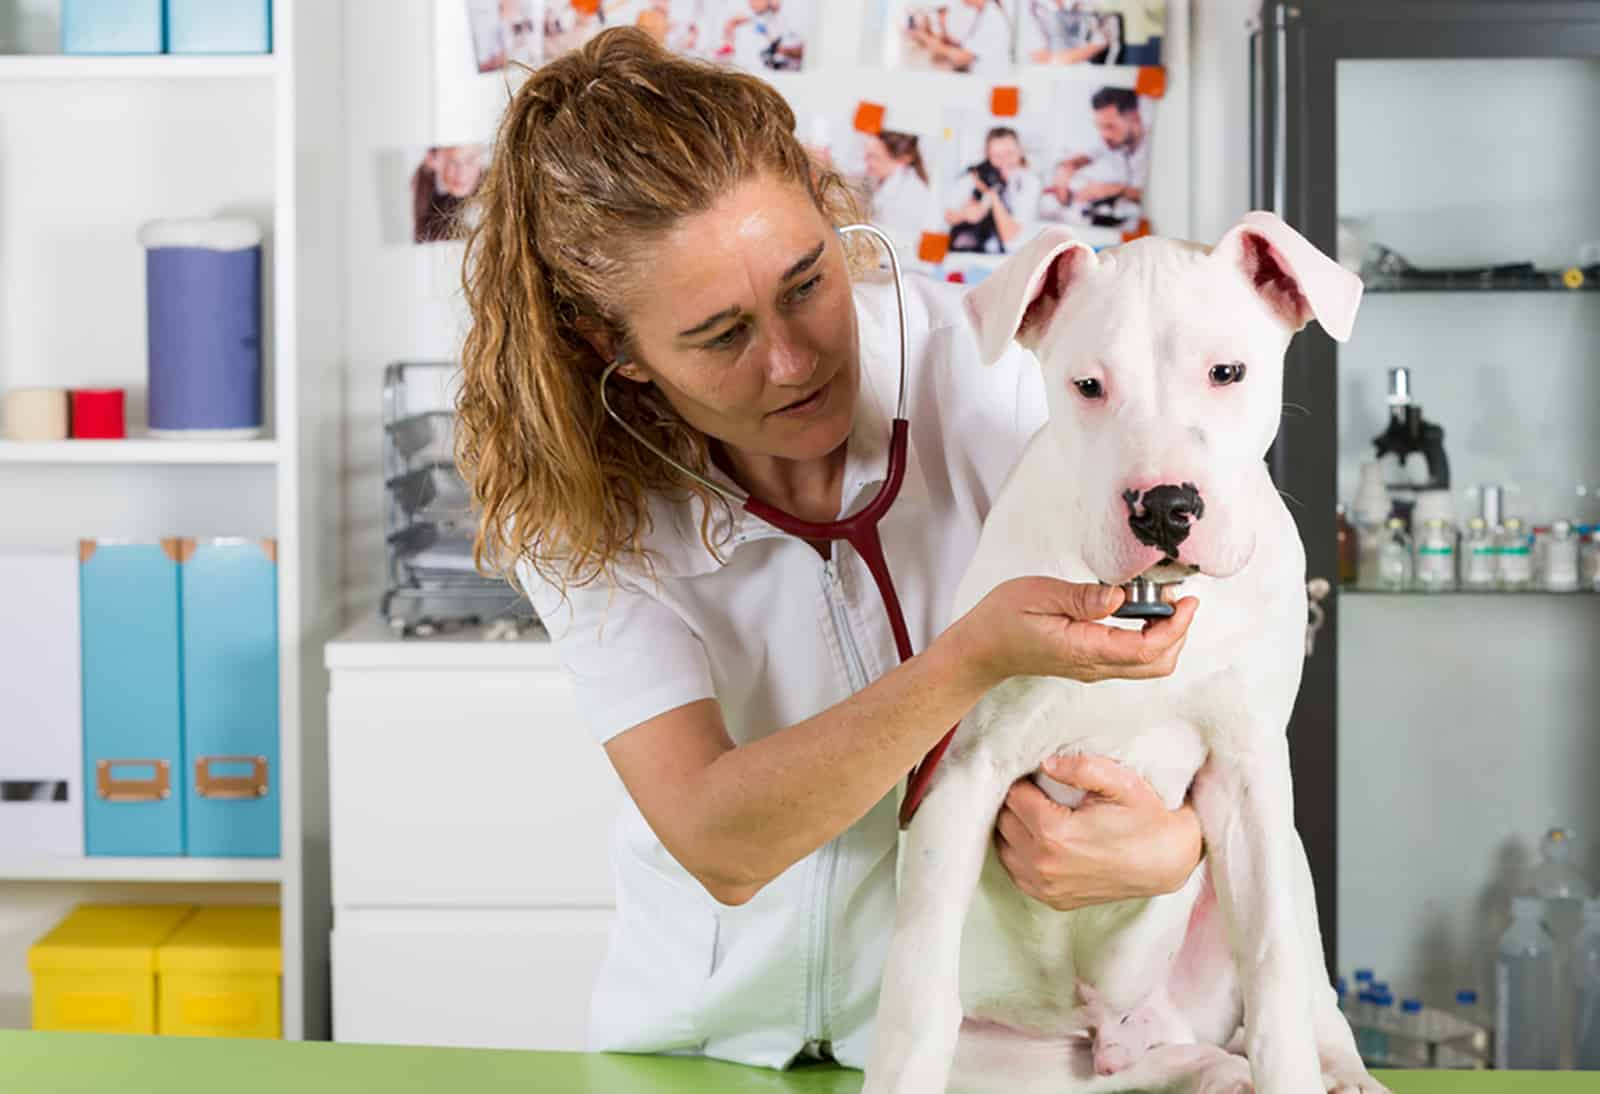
[597,222,1169,828]
[598,222,954,827]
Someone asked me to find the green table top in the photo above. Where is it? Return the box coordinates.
[0,1032,1593,1093]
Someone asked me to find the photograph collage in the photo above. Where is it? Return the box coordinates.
[430,1,1167,285]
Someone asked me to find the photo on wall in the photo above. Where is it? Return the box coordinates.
[1035,75,1157,241]
[1017,1,1167,67]
[933,110,1056,256]
[876,0,1017,77]
[699,0,814,72]
[464,0,543,73]
[545,0,687,57]
[799,111,941,264]
[408,144,490,245]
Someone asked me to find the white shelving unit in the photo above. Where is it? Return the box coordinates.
[0,2,344,1041]
[0,438,281,464]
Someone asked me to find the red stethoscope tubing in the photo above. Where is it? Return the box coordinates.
[742,417,953,828]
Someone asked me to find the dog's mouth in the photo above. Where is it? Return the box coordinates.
[1138,560,1199,583]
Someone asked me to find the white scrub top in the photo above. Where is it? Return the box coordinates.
[523,270,1046,1070]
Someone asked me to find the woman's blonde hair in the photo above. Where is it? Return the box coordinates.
[456,27,861,592]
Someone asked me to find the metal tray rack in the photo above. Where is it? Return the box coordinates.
[380,361,537,636]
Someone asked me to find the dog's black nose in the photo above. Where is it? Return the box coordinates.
[1124,483,1205,558]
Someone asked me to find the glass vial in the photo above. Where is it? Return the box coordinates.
[1497,517,1533,591]
[1543,520,1580,592]
[1377,517,1413,591]
[1462,517,1497,590]
[1414,517,1457,592]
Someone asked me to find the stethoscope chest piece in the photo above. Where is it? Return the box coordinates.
[1111,577,1175,620]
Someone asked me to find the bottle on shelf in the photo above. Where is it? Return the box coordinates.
[1336,504,1358,586]
[1528,827,1592,1067]
[1542,520,1581,592]
[1377,518,1413,591]
[1496,517,1534,591]
[1581,527,1600,593]
[1496,895,1559,1069]
[1575,899,1600,1070]
[1353,462,1391,589]
[1397,998,1427,1065]
[1414,517,1457,592]
[1453,987,1493,1060]
[1370,991,1395,1063]
[1461,517,1498,590]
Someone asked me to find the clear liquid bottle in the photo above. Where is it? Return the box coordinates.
[1371,991,1395,1063]
[1461,517,1498,590]
[1454,988,1493,1060]
[1398,998,1426,1065]
[1529,827,1592,1067]
[1496,895,1559,1069]
[1354,463,1391,589]
[1414,517,1457,592]
[1575,899,1600,1070]
[1543,520,1581,592]
[1377,518,1413,591]
[1497,517,1534,591]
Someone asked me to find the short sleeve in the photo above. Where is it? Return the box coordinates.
[522,564,716,745]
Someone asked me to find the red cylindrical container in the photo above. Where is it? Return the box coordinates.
[71,389,126,439]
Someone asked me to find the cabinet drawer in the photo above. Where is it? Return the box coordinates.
[331,908,612,1051]
[329,668,620,907]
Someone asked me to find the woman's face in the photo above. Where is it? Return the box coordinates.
[987,134,1023,178]
[612,173,859,465]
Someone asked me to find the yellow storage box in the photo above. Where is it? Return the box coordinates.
[28,904,196,1035]
[156,905,281,1039]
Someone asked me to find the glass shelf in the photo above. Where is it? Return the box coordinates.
[1341,586,1598,596]
[1362,271,1599,294]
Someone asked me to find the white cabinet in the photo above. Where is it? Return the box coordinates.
[326,618,619,1051]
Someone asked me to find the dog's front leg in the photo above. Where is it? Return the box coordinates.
[1189,741,1322,1094]
[864,746,1012,1094]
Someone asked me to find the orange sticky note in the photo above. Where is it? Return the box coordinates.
[918,232,951,264]
[1135,66,1167,99]
[853,101,886,135]
[990,86,1020,116]
[1121,219,1153,244]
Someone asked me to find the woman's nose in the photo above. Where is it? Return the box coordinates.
[763,325,817,387]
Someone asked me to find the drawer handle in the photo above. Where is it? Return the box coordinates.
[96,759,170,803]
[196,756,270,800]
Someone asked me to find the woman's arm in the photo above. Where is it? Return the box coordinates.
[604,579,1197,907]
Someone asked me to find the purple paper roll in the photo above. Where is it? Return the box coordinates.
[139,219,263,438]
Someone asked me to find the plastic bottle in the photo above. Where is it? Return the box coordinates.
[1336,975,1349,1014]
[1370,991,1395,1063]
[1529,827,1591,1067]
[1399,998,1426,1065]
[1353,463,1390,589]
[1453,988,1493,1060]
[1496,895,1559,1069]
[1576,899,1600,1070]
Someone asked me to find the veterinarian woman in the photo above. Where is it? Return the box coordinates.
[455,27,1202,1072]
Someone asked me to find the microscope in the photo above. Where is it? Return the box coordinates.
[1371,366,1451,525]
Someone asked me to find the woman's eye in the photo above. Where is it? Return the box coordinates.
[1209,362,1247,386]
[790,274,823,302]
[1074,377,1104,400]
[703,325,744,351]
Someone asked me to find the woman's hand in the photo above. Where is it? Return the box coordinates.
[994,754,1204,911]
[952,576,1197,692]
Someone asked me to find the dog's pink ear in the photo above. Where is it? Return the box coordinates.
[1212,210,1362,343]
[963,227,1098,365]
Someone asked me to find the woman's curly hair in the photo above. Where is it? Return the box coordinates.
[456,26,862,592]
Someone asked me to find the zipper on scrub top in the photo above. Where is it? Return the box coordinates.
[808,558,870,1049]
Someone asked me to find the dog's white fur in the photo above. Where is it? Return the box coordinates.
[864,213,1388,1094]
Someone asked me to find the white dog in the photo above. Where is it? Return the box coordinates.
[865,212,1387,1094]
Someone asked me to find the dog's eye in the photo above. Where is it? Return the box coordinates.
[1209,362,1247,386]
[1074,378,1104,400]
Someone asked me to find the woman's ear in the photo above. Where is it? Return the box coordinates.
[579,323,649,382]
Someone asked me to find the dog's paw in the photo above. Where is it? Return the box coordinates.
[1191,1053,1254,1094]
[1322,1070,1391,1094]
